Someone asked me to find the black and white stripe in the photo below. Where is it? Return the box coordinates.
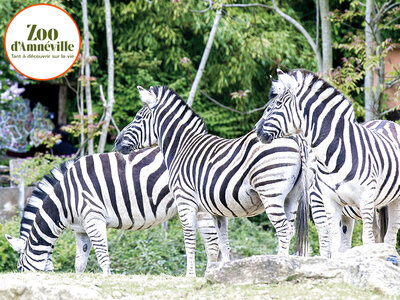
[257,69,400,256]
[6,148,224,274]
[115,86,308,276]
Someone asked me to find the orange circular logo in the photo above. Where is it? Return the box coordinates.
[4,4,81,81]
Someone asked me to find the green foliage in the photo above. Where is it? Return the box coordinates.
[60,0,317,141]
[329,0,400,120]
[61,113,106,140]
[11,153,71,186]
[0,218,19,271]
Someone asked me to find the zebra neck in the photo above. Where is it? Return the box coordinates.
[300,92,357,173]
[156,103,206,169]
[25,207,63,271]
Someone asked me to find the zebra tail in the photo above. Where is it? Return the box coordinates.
[378,206,388,243]
[295,137,310,257]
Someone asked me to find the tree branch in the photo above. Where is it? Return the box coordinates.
[187,9,222,107]
[223,3,272,9]
[271,0,322,72]
[199,90,268,115]
[189,0,212,13]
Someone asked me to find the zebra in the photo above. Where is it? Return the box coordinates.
[256,69,400,257]
[114,85,309,277]
[305,138,387,254]
[5,148,227,274]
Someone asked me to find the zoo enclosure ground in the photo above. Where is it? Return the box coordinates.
[0,272,382,300]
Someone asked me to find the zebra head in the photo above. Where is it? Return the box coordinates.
[5,234,54,272]
[115,91,158,154]
[257,69,302,144]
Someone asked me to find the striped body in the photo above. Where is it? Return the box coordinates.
[257,69,400,256]
[115,86,307,276]
[6,149,222,273]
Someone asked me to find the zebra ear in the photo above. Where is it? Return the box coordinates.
[5,234,25,253]
[270,74,285,96]
[137,86,158,108]
[277,69,298,91]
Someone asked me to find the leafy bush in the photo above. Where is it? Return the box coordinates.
[11,154,72,186]
[0,218,19,271]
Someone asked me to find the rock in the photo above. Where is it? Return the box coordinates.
[205,244,400,296]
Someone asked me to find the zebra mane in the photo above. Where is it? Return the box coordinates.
[19,159,76,240]
[285,69,354,110]
[151,85,208,133]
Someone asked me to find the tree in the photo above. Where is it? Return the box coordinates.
[82,0,94,154]
[271,0,332,74]
[187,9,222,107]
[97,0,115,153]
[319,0,333,73]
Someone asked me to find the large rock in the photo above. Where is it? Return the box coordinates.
[205,243,400,296]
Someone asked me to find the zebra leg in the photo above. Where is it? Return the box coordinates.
[196,212,221,270]
[84,218,110,274]
[176,200,198,277]
[284,193,299,242]
[339,215,354,252]
[212,215,230,262]
[384,200,400,246]
[309,186,330,257]
[372,209,383,242]
[324,198,343,257]
[261,195,292,255]
[359,194,376,244]
[75,231,92,273]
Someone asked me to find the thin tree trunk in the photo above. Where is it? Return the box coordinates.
[82,0,94,154]
[98,0,115,153]
[79,61,85,155]
[374,26,384,112]
[364,0,377,121]
[58,85,67,125]
[187,9,222,107]
[319,0,332,75]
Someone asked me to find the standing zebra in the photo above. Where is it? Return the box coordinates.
[6,148,226,274]
[114,85,308,277]
[257,69,400,256]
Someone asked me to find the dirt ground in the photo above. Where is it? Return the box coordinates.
[0,272,382,300]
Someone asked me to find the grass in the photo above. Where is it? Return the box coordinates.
[0,272,383,299]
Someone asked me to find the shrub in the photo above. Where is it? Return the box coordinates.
[0,217,19,271]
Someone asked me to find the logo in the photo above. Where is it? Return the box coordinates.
[4,4,81,81]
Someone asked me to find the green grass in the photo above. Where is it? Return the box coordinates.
[0,273,383,299]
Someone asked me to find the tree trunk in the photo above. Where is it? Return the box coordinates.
[187,9,222,107]
[374,25,384,113]
[98,0,115,153]
[364,0,378,121]
[82,0,94,154]
[319,0,332,75]
[57,85,67,125]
